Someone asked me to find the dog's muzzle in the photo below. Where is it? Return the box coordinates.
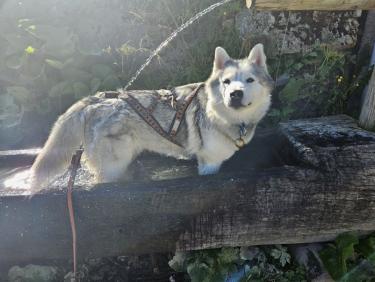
[229,90,244,109]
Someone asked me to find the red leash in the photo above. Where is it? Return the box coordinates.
[67,147,83,281]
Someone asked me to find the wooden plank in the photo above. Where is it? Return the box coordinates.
[1,115,375,264]
[359,67,375,130]
[245,0,375,10]
[359,11,375,53]
[0,148,40,168]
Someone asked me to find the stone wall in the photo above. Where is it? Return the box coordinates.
[0,0,366,149]
[236,10,362,57]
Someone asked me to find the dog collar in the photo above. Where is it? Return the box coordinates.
[235,122,247,149]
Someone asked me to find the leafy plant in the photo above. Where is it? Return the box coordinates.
[319,232,375,281]
[0,1,241,106]
[241,246,305,282]
[270,245,291,267]
[266,45,368,125]
[0,0,243,148]
[169,248,240,282]
[319,233,359,280]
[169,245,306,282]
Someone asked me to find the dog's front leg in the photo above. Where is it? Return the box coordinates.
[197,158,222,175]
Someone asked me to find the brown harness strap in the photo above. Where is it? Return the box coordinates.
[103,84,204,147]
[146,92,160,113]
[122,92,183,146]
[168,83,204,139]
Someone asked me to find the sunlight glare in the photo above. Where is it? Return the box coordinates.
[4,169,32,192]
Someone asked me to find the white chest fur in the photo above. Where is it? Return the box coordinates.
[196,127,238,174]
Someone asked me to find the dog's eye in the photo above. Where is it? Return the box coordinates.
[246,77,254,83]
[223,79,231,84]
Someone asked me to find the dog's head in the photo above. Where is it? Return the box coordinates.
[206,44,273,124]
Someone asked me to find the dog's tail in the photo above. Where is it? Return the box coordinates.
[30,100,87,193]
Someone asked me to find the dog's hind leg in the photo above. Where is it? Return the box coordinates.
[85,135,138,183]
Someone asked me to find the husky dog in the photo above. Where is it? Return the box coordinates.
[30,44,273,191]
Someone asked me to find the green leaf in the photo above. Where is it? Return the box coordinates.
[319,233,359,280]
[356,236,375,258]
[280,78,305,104]
[292,62,303,71]
[240,247,260,261]
[280,253,291,267]
[118,42,137,56]
[91,64,113,79]
[34,99,50,114]
[218,247,239,265]
[168,251,187,272]
[0,93,22,126]
[18,18,31,24]
[247,265,262,279]
[368,252,375,264]
[340,260,375,282]
[90,77,102,93]
[49,81,74,97]
[101,74,121,90]
[336,232,358,263]
[34,25,75,57]
[25,45,36,54]
[270,249,281,259]
[4,34,30,52]
[307,51,318,58]
[73,82,90,99]
[187,261,211,282]
[6,86,30,104]
[45,59,64,69]
[270,245,290,267]
[6,54,23,70]
[61,67,92,84]
[320,244,342,280]
[27,25,36,31]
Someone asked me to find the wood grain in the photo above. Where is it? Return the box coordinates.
[359,67,375,131]
[1,115,375,264]
[245,0,375,10]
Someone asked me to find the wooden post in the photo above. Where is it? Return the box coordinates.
[359,67,375,130]
[245,0,375,10]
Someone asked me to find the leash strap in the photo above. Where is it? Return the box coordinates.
[67,147,83,282]
[64,84,204,279]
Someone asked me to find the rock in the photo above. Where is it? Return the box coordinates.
[312,272,335,282]
[236,10,362,57]
[8,265,58,282]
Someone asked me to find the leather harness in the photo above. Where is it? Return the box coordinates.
[102,83,204,147]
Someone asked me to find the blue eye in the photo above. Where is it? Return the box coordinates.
[246,77,254,83]
[223,79,231,84]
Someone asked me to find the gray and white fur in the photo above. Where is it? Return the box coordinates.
[30,44,273,192]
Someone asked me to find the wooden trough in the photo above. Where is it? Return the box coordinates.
[1,114,375,265]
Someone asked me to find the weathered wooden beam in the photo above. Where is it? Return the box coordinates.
[1,115,375,264]
[245,0,375,10]
[0,148,40,168]
[359,67,375,130]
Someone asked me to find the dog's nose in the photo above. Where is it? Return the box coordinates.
[230,90,243,100]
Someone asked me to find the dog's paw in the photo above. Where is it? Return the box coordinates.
[198,163,221,175]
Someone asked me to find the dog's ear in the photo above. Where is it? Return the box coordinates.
[214,47,230,70]
[248,44,267,70]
